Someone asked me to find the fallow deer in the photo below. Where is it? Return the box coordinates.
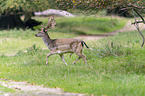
[35,16,89,65]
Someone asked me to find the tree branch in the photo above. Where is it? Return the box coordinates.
[133,9,145,23]
[131,21,145,25]
[129,3,145,9]
[132,9,144,47]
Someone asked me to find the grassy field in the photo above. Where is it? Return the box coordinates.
[1,16,145,95]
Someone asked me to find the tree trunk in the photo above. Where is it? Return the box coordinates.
[24,12,32,23]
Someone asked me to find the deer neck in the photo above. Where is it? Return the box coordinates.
[42,33,52,48]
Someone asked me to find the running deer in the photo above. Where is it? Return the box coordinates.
[35,16,89,65]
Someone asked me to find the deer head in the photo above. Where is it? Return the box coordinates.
[35,16,56,37]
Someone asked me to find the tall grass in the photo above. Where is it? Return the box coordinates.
[89,41,131,58]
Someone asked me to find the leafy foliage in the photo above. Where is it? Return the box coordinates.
[0,0,49,14]
[1,0,145,15]
[55,0,145,10]
[0,0,145,16]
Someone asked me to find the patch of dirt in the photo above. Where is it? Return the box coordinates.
[0,80,85,96]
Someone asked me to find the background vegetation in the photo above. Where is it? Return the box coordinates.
[1,0,145,29]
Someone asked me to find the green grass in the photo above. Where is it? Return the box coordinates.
[34,16,127,34]
[1,16,145,95]
[1,41,145,96]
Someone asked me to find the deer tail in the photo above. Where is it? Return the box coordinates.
[81,41,89,48]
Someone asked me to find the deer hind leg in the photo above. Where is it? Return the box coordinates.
[74,42,87,65]
[73,57,81,64]
[75,53,87,66]
[59,54,68,65]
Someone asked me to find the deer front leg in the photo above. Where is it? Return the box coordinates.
[46,53,52,65]
[59,54,68,65]
[46,52,56,65]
